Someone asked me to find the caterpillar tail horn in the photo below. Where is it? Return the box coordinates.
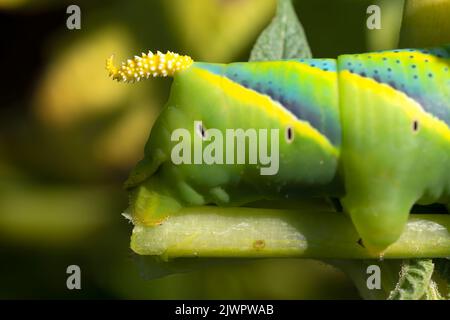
[106,50,194,83]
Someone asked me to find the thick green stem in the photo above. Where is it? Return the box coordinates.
[129,206,450,260]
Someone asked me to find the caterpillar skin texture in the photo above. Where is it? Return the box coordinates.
[125,45,450,252]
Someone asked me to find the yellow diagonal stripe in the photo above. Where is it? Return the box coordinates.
[340,70,450,142]
[194,68,339,157]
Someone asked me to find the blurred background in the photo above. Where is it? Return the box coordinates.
[0,0,417,299]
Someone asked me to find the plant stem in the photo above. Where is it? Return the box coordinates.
[130,206,450,260]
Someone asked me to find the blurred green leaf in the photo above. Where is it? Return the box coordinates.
[0,0,53,10]
[135,255,254,280]
[0,182,122,247]
[107,256,358,299]
[434,258,450,299]
[164,0,276,62]
[399,0,450,47]
[249,0,311,61]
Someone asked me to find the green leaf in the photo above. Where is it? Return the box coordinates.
[388,259,435,300]
[163,0,276,62]
[423,280,444,300]
[249,0,311,62]
[399,0,450,48]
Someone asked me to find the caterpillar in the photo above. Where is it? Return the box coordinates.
[107,46,450,253]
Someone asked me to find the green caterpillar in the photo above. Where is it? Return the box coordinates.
[107,46,450,253]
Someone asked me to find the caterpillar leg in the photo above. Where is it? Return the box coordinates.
[339,69,450,252]
[341,178,416,252]
[127,175,181,226]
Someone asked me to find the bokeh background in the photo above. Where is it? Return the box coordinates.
[0,0,416,299]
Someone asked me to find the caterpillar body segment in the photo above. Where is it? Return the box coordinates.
[111,46,450,252]
[127,60,342,226]
[337,47,450,250]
